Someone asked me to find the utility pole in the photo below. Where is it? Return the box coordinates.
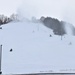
[0,45,2,74]
[61,35,62,40]
[0,26,2,74]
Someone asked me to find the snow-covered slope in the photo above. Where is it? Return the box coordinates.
[0,21,75,74]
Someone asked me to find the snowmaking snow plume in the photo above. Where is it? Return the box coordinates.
[17,0,38,20]
[62,1,75,27]
[64,23,73,35]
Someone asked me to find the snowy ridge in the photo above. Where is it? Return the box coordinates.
[0,21,75,74]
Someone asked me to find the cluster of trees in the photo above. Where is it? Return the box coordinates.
[40,16,75,36]
[0,14,19,25]
[0,15,11,25]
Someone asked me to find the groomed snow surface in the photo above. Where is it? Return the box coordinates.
[0,21,75,74]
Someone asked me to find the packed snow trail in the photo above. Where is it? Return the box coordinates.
[0,21,75,74]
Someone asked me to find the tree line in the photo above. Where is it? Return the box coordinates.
[40,16,75,36]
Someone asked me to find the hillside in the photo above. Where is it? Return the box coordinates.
[0,21,75,74]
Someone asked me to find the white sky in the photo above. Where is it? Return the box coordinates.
[0,0,75,25]
[0,0,22,16]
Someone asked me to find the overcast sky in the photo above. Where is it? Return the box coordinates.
[0,0,75,25]
[0,0,22,16]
